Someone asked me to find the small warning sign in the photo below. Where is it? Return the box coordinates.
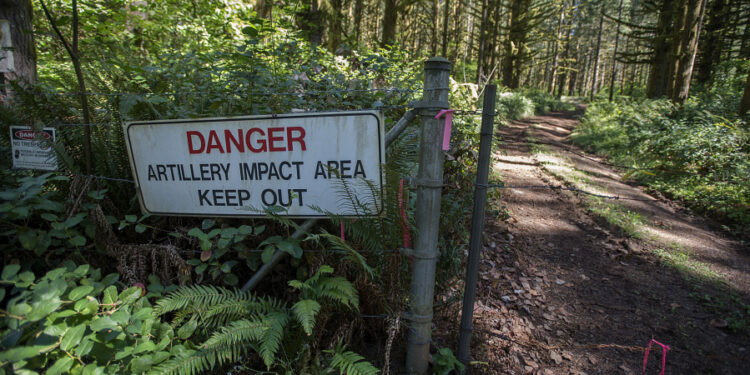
[10,126,58,171]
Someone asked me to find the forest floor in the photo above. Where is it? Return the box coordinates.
[434,108,750,374]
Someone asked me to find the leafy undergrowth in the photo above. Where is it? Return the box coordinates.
[496,89,575,122]
[572,97,749,234]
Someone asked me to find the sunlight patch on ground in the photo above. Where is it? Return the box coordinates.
[492,154,537,171]
[530,136,734,289]
[654,248,723,282]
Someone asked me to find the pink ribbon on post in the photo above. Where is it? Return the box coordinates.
[642,339,670,375]
[435,109,455,151]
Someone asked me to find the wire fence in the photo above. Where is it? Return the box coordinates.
[5,87,421,98]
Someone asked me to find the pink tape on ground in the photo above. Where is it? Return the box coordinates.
[642,339,670,375]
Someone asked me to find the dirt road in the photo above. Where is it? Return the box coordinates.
[438,109,750,374]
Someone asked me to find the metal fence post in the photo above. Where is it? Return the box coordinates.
[457,84,497,370]
[405,57,451,375]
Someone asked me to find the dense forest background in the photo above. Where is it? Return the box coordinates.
[4,0,750,106]
[0,0,749,374]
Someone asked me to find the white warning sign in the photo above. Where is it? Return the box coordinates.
[10,126,58,171]
[123,111,385,218]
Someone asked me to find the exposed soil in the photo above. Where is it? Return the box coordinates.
[434,109,750,374]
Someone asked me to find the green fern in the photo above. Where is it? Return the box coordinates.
[326,342,380,375]
[317,276,360,308]
[318,230,374,277]
[258,311,289,367]
[151,266,358,374]
[292,299,321,335]
[289,265,359,309]
[151,318,266,375]
[155,284,253,316]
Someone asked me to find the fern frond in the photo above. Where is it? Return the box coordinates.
[292,299,321,335]
[329,349,380,375]
[288,279,312,292]
[199,318,265,369]
[318,276,359,309]
[318,230,374,277]
[150,352,206,375]
[309,265,334,283]
[155,285,252,316]
[198,298,259,329]
[151,318,264,375]
[259,311,290,368]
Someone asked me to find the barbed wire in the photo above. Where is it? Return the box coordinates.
[478,183,658,202]
[20,104,416,128]
[453,109,500,117]
[69,173,135,184]
[5,87,420,98]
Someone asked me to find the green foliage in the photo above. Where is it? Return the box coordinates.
[152,265,361,373]
[325,341,380,375]
[497,92,535,121]
[0,172,108,263]
[0,263,181,374]
[289,265,359,335]
[432,347,465,375]
[496,89,574,122]
[573,97,749,232]
[181,219,264,286]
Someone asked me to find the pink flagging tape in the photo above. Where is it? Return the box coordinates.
[398,179,411,249]
[435,109,455,151]
[340,221,345,242]
[642,339,670,375]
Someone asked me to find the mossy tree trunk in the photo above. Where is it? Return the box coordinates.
[0,0,37,86]
[647,0,675,98]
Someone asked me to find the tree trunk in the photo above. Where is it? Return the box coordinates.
[740,10,750,58]
[740,67,750,116]
[431,0,439,55]
[353,0,363,44]
[328,0,343,51]
[257,0,273,19]
[487,0,502,81]
[0,0,37,86]
[695,0,728,86]
[609,0,624,101]
[557,24,571,98]
[476,0,489,83]
[548,3,565,93]
[40,0,92,173]
[666,0,688,99]
[381,0,398,46]
[448,0,466,66]
[441,0,450,57]
[502,0,530,89]
[308,0,323,46]
[590,13,604,101]
[671,0,706,104]
[450,0,464,63]
[647,0,675,98]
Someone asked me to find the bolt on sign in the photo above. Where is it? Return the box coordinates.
[10,126,58,171]
[123,111,385,217]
